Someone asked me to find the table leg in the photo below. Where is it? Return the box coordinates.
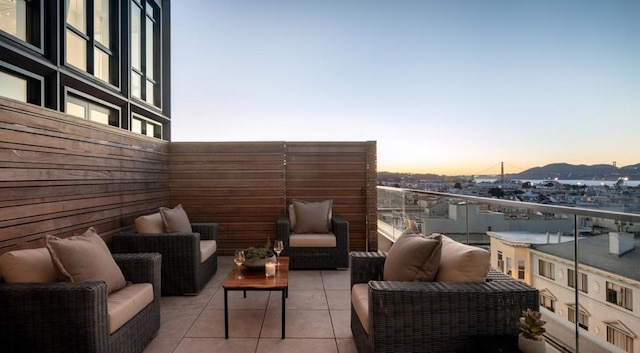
[281,289,286,339]
[224,289,229,339]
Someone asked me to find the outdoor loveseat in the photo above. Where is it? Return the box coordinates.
[350,230,540,353]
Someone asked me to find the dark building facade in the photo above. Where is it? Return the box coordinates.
[0,0,171,139]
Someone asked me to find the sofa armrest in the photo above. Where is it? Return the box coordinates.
[276,215,291,248]
[366,280,539,352]
[331,215,349,248]
[0,281,109,352]
[192,223,219,241]
[350,251,387,286]
[113,252,162,299]
[113,232,200,260]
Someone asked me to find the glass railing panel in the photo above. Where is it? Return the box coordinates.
[377,186,640,353]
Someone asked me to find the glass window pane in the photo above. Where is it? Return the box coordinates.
[0,71,27,102]
[146,79,154,105]
[131,117,142,134]
[94,47,110,82]
[66,0,86,33]
[0,0,27,40]
[145,17,154,79]
[94,0,110,47]
[66,101,86,118]
[132,72,141,98]
[66,29,87,70]
[90,109,109,125]
[131,3,141,70]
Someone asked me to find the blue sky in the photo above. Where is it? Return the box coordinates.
[171,0,639,175]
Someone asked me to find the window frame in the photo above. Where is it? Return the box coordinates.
[0,62,43,105]
[538,259,555,280]
[64,88,121,127]
[130,0,160,108]
[606,281,633,311]
[131,113,162,138]
[0,0,42,51]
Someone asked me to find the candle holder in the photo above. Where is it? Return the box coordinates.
[265,261,276,277]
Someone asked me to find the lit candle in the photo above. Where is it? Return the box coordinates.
[265,262,276,277]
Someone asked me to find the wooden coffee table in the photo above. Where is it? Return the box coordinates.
[223,257,289,339]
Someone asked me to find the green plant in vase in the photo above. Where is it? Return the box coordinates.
[242,238,276,270]
[517,309,547,353]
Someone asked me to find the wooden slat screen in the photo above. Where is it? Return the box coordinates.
[0,98,169,253]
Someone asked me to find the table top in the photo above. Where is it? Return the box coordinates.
[223,257,289,290]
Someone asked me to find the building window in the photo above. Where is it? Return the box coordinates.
[0,70,27,102]
[132,114,162,138]
[607,282,633,311]
[607,323,635,353]
[65,0,116,84]
[66,93,119,127]
[518,260,525,280]
[497,251,504,273]
[0,0,40,46]
[567,305,589,330]
[0,65,42,104]
[538,259,555,280]
[506,257,513,276]
[540,292,555,312]
[567,269,588,293]
[131,0,159,107]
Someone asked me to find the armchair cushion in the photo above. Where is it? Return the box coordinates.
[435,234,490,283]
[107,283,153,334]
[160,204,193,233]
[0,248,59,283]
[200,240,217,263]
[383,227,441,282]
[351,283,370,334]
[292,199,332,233]
[134,212,164,234]
[289,233,336,248]
[46,227,127,295]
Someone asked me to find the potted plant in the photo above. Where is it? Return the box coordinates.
[517,309,546,353]
[242,238,276,270]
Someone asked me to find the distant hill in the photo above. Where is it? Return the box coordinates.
[507,163,640,180]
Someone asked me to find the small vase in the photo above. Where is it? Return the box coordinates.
[518,333,546,353]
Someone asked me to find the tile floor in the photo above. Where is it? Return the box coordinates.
[143,257,357,353]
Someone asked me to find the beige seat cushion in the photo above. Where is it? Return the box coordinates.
[435,234,490,283]
[200,240,217,263]
[0,248,59,283]
[383,226,441,282]
[292,199,332,233]
[289,233,336,248]
[134,212,164,234]
[107,283,154,334]
[46,227,127,295]
[159,204,193,233]
[351,283,370,335]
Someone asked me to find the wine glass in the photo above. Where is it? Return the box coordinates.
[273,240,284,265]
[234,250,245,279]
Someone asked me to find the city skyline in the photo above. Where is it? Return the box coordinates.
[171,0,639,175]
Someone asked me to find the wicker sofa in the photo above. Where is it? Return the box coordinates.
[350,251,540,353]
[112,222,218,295]
[0,252,161,353]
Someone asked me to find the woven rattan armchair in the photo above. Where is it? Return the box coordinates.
[350,251,540,353]
[112,223,218,295]
[277,215,349,269]
[0,253,161,353]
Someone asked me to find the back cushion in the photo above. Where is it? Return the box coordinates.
[435,234,490,283]
[135,212,165,233]
[383,226,441,282]
[0,248,58,283]
[159,204,193,233]
[292,199,332,233]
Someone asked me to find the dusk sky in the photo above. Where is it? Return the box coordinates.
[171,0,639,176]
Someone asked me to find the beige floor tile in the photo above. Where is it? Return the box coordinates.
[287,270,324,289]
[326,289,350,310]
[267,289,328,310]
[173,337,258,353]
[256,338,338,353]
[157,309,202,337]
[206,288,271,310]
[330,309,353,338]
[337,338,358,353]
[161,292,214,312]
[186,309,265,338]
[142,337,181,353]
[321,270,350,290]
[261,309,334,338]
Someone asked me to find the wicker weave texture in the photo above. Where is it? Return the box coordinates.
[277,215,349,269]
[0,252,161,353]
[350,252,540,353]
[112,223,219,295]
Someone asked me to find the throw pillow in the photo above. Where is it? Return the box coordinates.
[159,204,192,233]
[46,227,127,294]
[292,199,332,233]
[0,247,59,283]
[435,234,491,283]
[383,226,442,282]
[134,212,164,233]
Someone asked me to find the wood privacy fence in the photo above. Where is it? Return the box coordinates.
[0,98,377,255]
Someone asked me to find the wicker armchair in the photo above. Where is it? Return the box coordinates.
[350,251,540,353]
[277,215,349,269]
[0,253,161,353]
[112,223,218,295]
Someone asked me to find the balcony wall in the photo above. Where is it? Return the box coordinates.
[0,98,377,255]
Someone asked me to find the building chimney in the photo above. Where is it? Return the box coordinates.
[557,231,562,243]
[610,232,635,256]
[546,231,550,244]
